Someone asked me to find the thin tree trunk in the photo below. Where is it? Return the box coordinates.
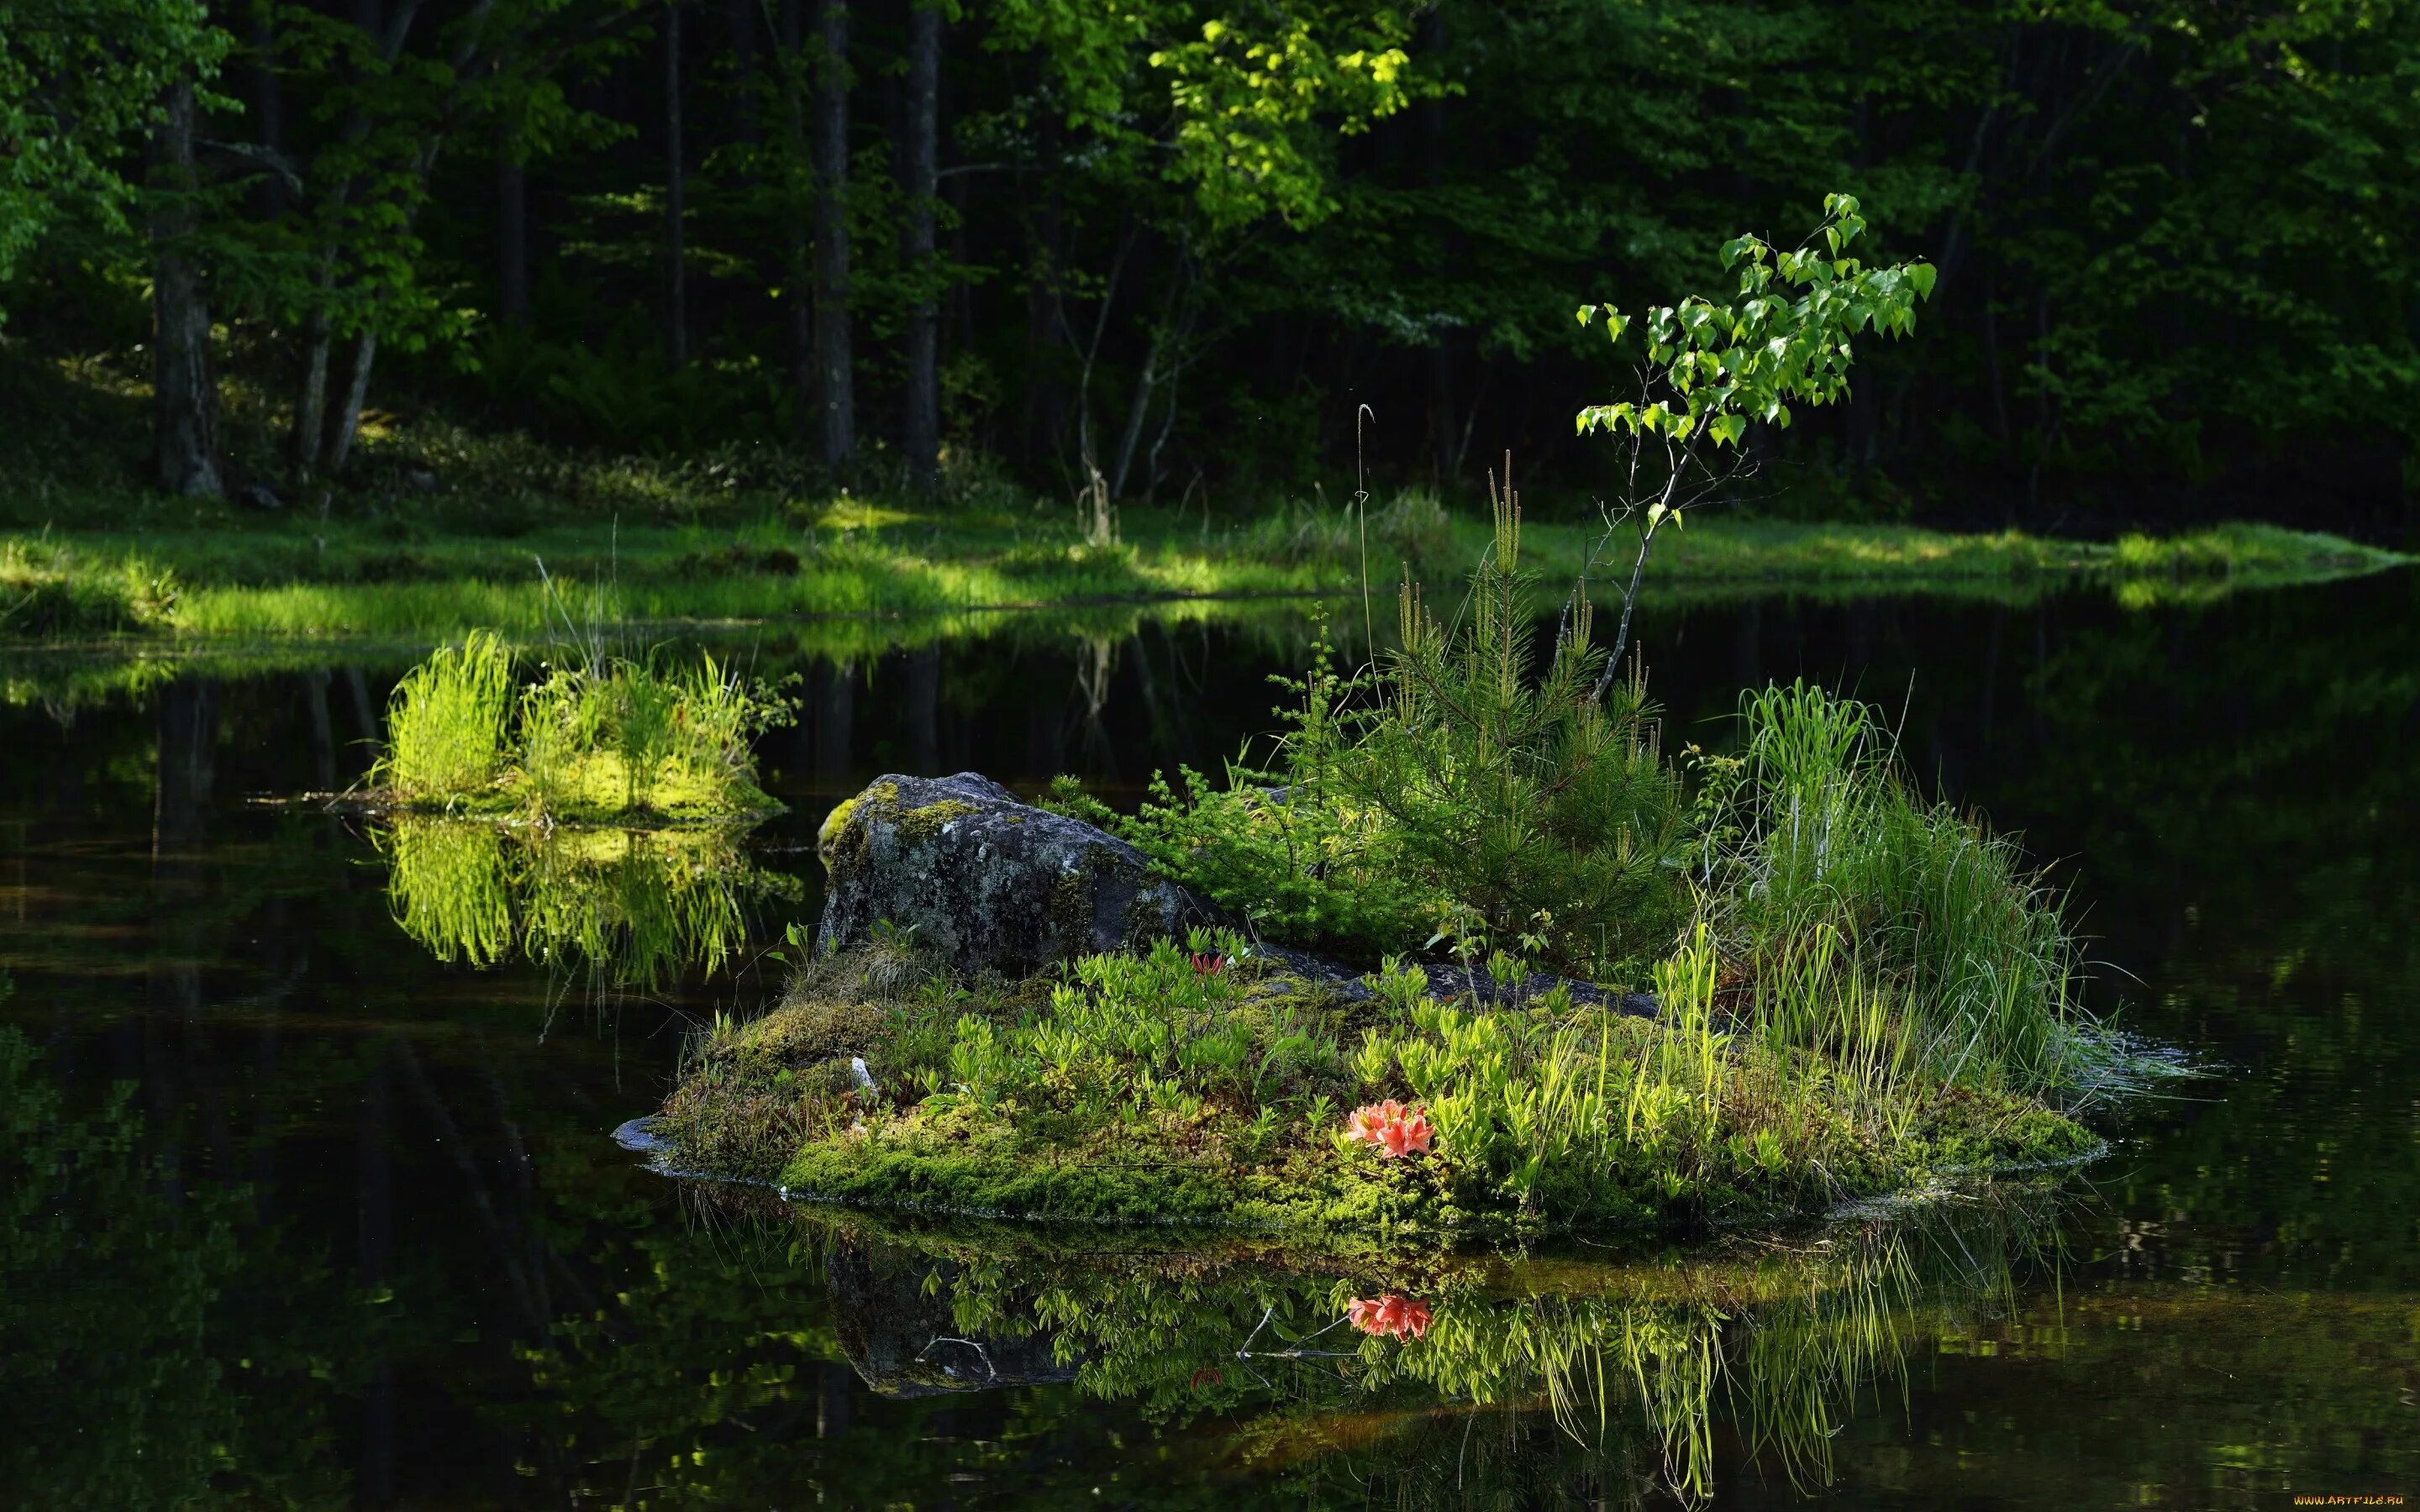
[779,0,813,441]
[152,74,223,500]
[812,0,855,475]
[497,127,529,327]
[292,306,334,478]
[1113,252,1187,499]
[665,0,687,366]
[899,0,940,495]
[324,332,379,476]
[250,7,287,218]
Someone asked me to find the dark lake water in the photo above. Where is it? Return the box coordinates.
[4,573,2416,1509]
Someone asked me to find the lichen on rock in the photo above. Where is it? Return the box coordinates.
[813,772,1223,977]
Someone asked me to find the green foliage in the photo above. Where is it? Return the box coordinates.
[1576,195,1934,450]
[0,0,227,296]
[371,634,797,822]
[1702,680,2091,1089]
[988,0,1430,229]
[1124,622,1447,958]
[1131,493,1691,976]
[1345,489,1691,975]
[662,933,2095,1242]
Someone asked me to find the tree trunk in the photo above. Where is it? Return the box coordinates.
[778,0,814,442]
[899,0,940,496]
[151,74,223,501]
[324,332,380,477]
[812,0,855,476]
[665,0,687,366]
[497,128,529,327]
[249,7,287,218]
[1020,104,1065,468]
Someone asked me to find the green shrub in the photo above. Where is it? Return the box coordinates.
[1129,490,1690,979]
[1122,627,1450,959]
[1341,491,1690,976]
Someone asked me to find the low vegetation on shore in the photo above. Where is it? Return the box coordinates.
[0,508,2398,645]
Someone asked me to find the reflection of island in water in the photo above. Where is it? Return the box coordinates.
[373,816,797,989]
[788,1181,2068,1504]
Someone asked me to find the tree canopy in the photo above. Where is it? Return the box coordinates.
[3,0,2416,528]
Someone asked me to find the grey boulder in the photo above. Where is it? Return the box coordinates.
[814,772,1217,977]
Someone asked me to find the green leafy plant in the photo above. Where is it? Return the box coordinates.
[1123,618,1446,958]
[1573,195,1938,685]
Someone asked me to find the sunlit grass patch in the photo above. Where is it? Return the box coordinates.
[369,635,795,822]
[0,536,178,637]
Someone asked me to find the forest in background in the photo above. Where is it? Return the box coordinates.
[6,0,2418,538]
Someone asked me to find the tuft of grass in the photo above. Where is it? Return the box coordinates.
[1700,680,2093,1091]
[367,635,795,823]
[371,629,517,798]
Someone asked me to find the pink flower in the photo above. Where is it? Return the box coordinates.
[1345,1294,1434,1341]
[1344,1099,1434,1158]
[1189,951,1226,975]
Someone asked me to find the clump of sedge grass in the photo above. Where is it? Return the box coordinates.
[1699,680,2095,1091]
[370,634,796,822]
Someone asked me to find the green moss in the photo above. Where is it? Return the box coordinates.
[897,798,978,843]
[660,936,2108,1251]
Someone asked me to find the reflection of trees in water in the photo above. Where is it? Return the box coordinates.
[765,1187,2065,1507]
[0,1026,352,1508]
[373,816,796,991]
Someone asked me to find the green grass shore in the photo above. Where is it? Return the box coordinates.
[0,501,2403,646]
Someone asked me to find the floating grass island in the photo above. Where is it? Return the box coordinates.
[365,631,795,825]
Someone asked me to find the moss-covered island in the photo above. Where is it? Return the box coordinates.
[652,503,2124,1246]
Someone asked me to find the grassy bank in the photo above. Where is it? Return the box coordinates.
[0,501,2402,646]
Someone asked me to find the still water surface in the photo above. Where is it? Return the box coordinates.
[3,576,2415,1508]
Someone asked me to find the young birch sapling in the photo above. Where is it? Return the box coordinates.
[1573,195,1938,687]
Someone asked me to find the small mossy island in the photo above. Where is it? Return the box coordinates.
[658,489,2122,1248]
[367,630,796,825]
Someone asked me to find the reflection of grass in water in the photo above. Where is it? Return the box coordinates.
[776,1182,2059,1504]
[376,816,792,988]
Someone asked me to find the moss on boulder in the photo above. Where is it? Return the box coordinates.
[814,772,1222,976]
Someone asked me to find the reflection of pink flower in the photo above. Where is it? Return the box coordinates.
[1190,951,1226,975]
[1346,1294,1434,1341]
[1344,1100,1433,1158]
